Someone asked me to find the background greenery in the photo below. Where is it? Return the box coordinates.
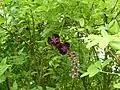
[0,0,120,90]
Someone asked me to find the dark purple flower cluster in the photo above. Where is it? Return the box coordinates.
[48,34,70,55]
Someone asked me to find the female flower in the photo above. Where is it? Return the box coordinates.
[58,42,70,55]
[48,34,60,48]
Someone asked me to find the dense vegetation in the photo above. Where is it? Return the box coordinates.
[0,0,120,90]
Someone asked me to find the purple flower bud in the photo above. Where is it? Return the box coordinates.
[58,42,70,55]
[48,34,60,48]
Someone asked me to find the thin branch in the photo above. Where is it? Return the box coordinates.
[100,71,120,76]
[107,49,118,61]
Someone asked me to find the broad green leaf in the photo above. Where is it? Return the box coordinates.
[79,18,85,27]
[86,40,98,49]
[102,59,113,68]
[99,29,109,48]
[0,14,5,24]
[87,64,100,77]
[114,83,120,88]
[94,61,102,69]
[98,38,109,48]
[110,41,120,50]
[80,72,89,78]
[101,29,108,38]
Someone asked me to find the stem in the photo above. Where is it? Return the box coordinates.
[107,49,119,62]
[6,77,10,90]
[100,71,120,76]
[28,4,39,85]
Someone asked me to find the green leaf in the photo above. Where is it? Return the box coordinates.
[11,81,18,90]
[98,38,109,48]
[80,72,89,78]
[102,59,113,68]
[0,58,7,65]
[87,64,100,77]
[110,41,120,50]
[114,83,120,88]
[37,86,43,90]
[79,18,85,27]
[0,75,6,83]
[108,20,119,34]
[77,28,85,32]
[0,65,9,76]
[94,61,102,69]
[0,14,5,24]
[101,29,108,38]
[46,86,55,90]
[108,20,115,29]
[3,0,12,4]
[86,40,98,49]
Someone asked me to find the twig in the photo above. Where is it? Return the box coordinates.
[100,71,120,76]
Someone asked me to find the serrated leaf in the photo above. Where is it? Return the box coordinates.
[114,83,120,88]
[80,72,89,78]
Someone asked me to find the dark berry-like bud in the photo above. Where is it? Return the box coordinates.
[48,34,60,48]
[58,42,70,55]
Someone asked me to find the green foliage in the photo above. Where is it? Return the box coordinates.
[114,83,120,88]
[0,0,120,90]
